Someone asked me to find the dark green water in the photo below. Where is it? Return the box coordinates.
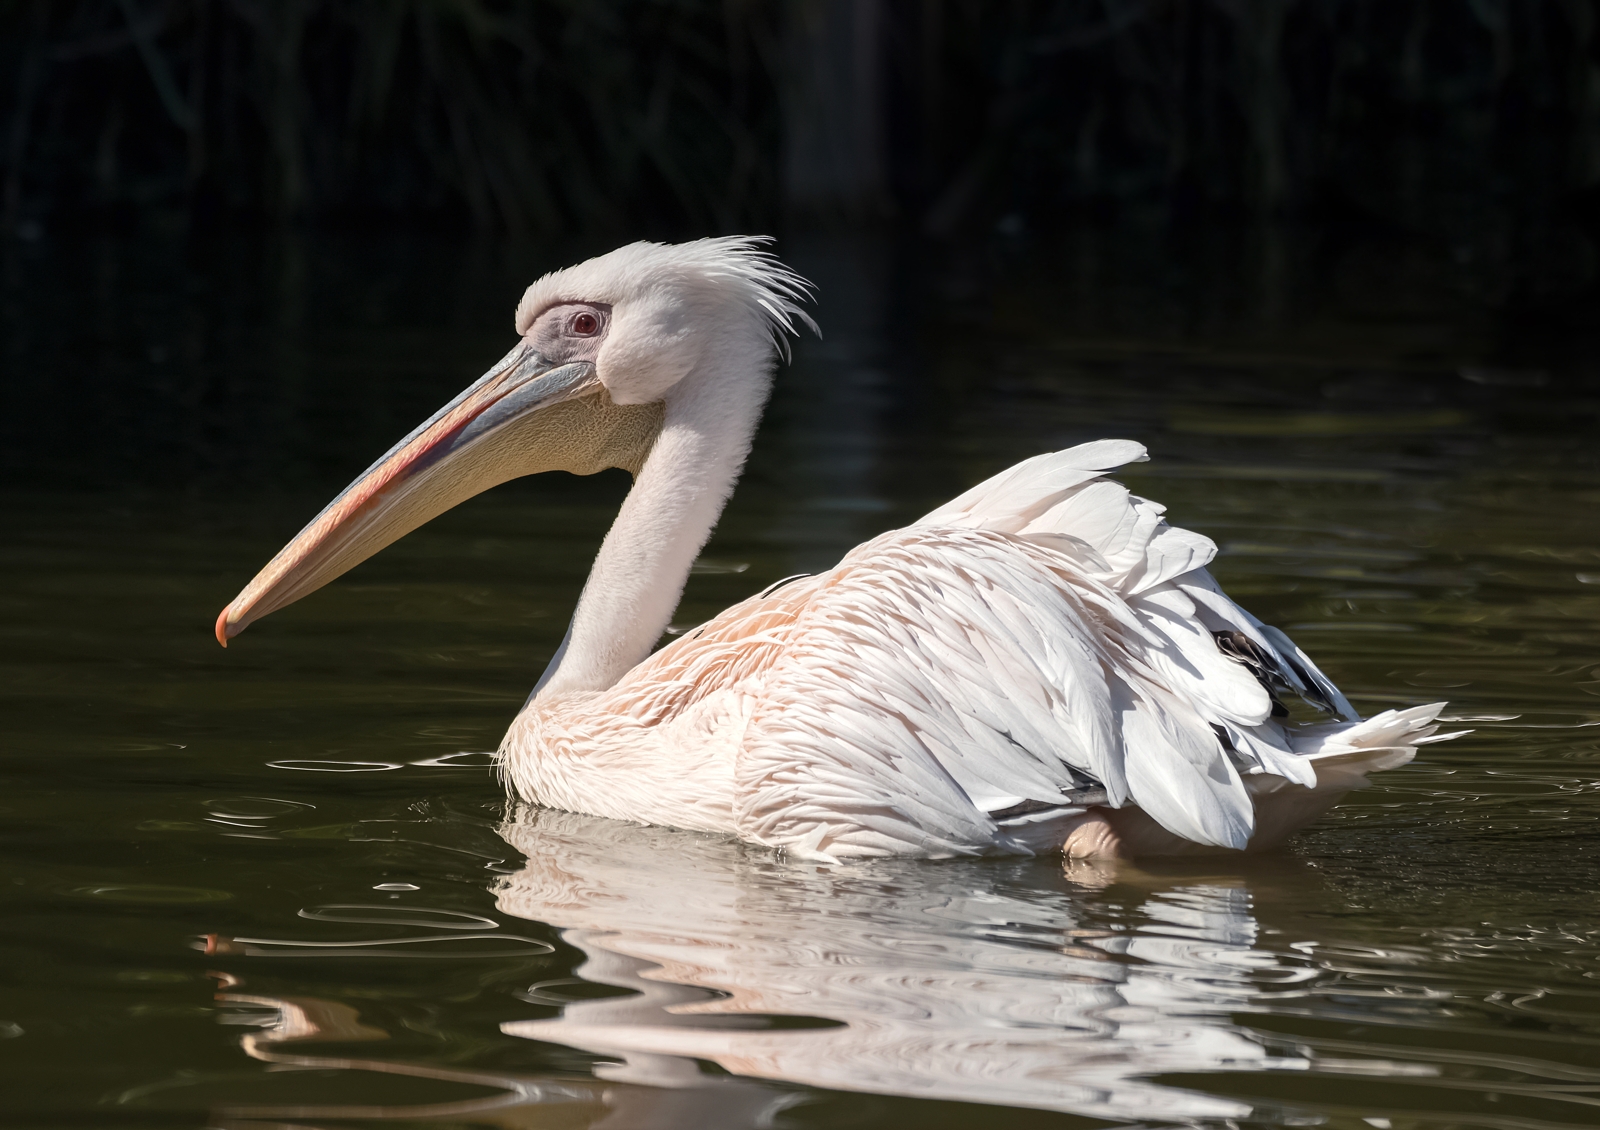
[4,227,1600,1128]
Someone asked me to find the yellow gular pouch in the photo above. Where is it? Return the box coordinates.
[514,388,665,478]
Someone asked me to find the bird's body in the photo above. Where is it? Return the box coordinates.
[506,442,1446,859]
[218,237,1453,860]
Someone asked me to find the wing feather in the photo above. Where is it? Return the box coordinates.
[737,526,1253,858]
[1175,570,1358,722]
[1133,586,1274,727]
[1115,677,1254,849]
[919,440,1149,532]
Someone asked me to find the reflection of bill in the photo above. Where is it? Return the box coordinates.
[204,969,781,1129]
[493,810,1306,1121]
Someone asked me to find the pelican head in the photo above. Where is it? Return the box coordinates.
[216,236,813,646]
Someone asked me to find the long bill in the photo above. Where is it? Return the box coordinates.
[215,343,661,646]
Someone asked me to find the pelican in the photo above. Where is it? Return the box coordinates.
[216,236,1453,860]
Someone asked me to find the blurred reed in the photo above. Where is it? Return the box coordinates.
[0,0,1597,243]
[1,0,786,235]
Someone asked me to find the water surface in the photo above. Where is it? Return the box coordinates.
[3,227,1600,1128]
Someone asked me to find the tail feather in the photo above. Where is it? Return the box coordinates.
[1291,702,1446,755]
[1286,702,1459,777]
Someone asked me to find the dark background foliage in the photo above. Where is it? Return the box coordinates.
[4,1,1599,495]
[4,0,1599,246]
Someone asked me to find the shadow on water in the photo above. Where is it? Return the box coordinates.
[3,222,1600,1127]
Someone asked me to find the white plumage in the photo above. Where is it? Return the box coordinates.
[217,236,1456,860]
[503,433,1448,859]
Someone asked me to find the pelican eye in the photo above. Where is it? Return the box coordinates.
[569,311,601,336]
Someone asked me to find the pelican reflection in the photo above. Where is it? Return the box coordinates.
[493,809,1315,1121]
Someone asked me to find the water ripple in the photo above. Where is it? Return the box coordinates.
[297,904,500,930]
[267,760,404,772]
